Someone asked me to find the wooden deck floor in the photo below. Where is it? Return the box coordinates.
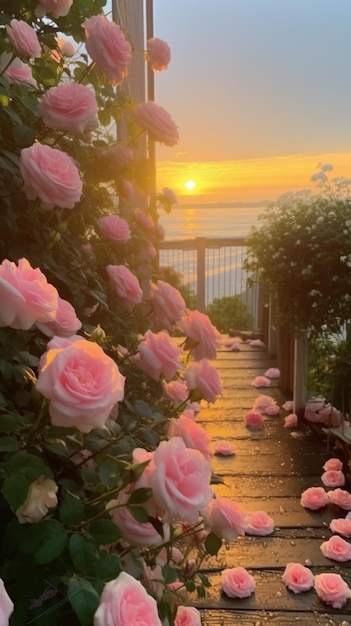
[195,339,351,625]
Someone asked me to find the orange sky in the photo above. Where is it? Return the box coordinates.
[156,151,351,204]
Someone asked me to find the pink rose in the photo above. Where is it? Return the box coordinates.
[163,380,189,403]
[0,579,13,626]
[323,458,343,471]
[282,400,294,411]
[214,440,235,456]
[284,413,298,428]
[251,375,271,387]
[20,143,82,210]
[147,37,171,71]
[1,52,37,87]
[136,330,182,381]
[178,310,221,360]
[300,486,329,510]
[134,207,155,231]
[133,101,179,146]
[318,405,342,427]
[320,535,351,561]
[321,469,345,488]
[94,571,162,626]
[150,437,213,523]
[184,359,222,404]
[264,367,280,378]
[330,517,351,538]
[264,404,280,415]
[103,145,132,171]
[108,491,169,547]
[230,342,241,351]
[249,338,265,347]
[98,215,131,242]
[38,83,99,134]
[7,19,41,58]
[328,488,351,510]
[202,497,245,541]
[244,411,264,429]
[83,15,132,85]
[174,606,202,626]
[221,567,256,598]
[162,187,178,205]
[282,563,314,593]
[151,280,186,326]
[35,0,72,17]
[36,297,81,337]
[253,394,276,412]
[36,335,125,433]
[106,264,143,309]
[56,38,76,57]
[314,572,351,608]
[168,415,211,460]
[0,258,58,330]
[244,511,275,536]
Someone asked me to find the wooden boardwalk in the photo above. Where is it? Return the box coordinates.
[196,339,351,625]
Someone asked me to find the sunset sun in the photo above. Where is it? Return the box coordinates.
[184,179,196,191]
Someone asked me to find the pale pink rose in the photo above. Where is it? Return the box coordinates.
[264,367,280,378]
[174,606,201,626]
[56,38,76,57]
[0,579,14,625]
[7,19,41,58]
[178,309,221,360]
[282,400,294,411]
[318,405,342,427]
[98,215,131,242]
[168,415,211,460]
[83,15,132,85]
[136,330,182,381]
[181,408,195,419]
[38,83,99,134]
[230,342,241,351]
[305,398,325,413]
[36,297,81,337]
[94,571,162,626]
[249,338,265,347]
[184,359,222,404]
[314,572,351,609]
[36,335,125,433]
[282,563,314,593]
[163,380,189,403]
[0,258,58,330]
[35,0,72,17]
[188,401,201,414]
[251,375,271,388]
[214,440,235,456]
[323,458,343,471]
[103,145,132,170]
[162,187,178,205]
[108,491,170,547]
[244,411,264,429]
[244,510,275,536]
[328,488,351,510]
[149,437,213,524]
[330,517,351,538]
[151,280,186,326]
[133,101,179,147]
[147,37,171,71]
[1,52,37,87]
[264,404,280,415]
[134,207,155,231]
[141,563,164,600]
[284,413,298,428]
[20,143,82,210]
[322,535,351,563]
[253,394,276,412]
[119,178,134,200]
[106,264,143,309]
[300,486,329,510]
[304,402,342,427]
[16,476,58,523]
[321,469,345,488]
[202,497,245,541]
[221,567,256,598]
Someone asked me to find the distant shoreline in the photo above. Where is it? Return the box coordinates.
[175,200,270,209]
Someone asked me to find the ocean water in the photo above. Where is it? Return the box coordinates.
[159,204,267,240]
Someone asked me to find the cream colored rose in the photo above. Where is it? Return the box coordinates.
[16,476,58,524]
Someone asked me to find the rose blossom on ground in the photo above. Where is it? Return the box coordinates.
[323,458,343,471]
[300,486,329,510]
[251,375,271,388]
[98,215,131,242]
[174,606,202,626]
[202,496,245,541]
[264,367,280,378]
[328,488,351,510]
[7,19,41,58]
[282,563,314,593]
[83,15,132,85]
[20,143,82,209]
[321,469,345,488]
[244,510,275,536]
[16,477,58,523]
[136,330,182,381]
[94,571,162,626]
[282,400,294,411]
[36,335,125,433]
[38,83,99,134]
[150,280,186,326]
[221,567,256,598]
[0,579,13,625]
[264,403,280,415]
[253,394,276,412]
[0,257,58,330]
[178,309,221,360]
[244,411,264,429]
[133,100,179,146]
[184,359,222,404]
[314,572,351,608]
[284,413,298,428]
[106,264,143,309]
[214,440,235,456]
[320,535,351,561]
[35,0,72,18]
[168,414,211,460]
[36,296,81,337]
[330,516,351,538]
[147,37,171,71]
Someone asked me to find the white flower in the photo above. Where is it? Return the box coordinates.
[16,476,58,523]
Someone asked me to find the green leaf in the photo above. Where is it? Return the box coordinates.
[127,487,152,505]
[19,520,67,565]
[67,576,100,626]
[60,492,86,525]
[162,563,177,584]
[89,519,121,545]
[2,473,28,510]
[205,532,223,556]
[12,124,37,148]
[0,435,19,452]
[69,534,97,575]
[127,505,149,523]
[95,553,122,580]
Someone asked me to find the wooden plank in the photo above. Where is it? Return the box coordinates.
[213,475,322,498]
[199,609,351,625]
[210,450,327,476]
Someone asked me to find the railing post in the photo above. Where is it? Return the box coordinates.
[293,333,308,416]
[196,237,206,313]
[268,292,277,357]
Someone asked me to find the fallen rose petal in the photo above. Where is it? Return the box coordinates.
[214,440,236,456]
[251,376,271,388]
[284,413,298,428]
